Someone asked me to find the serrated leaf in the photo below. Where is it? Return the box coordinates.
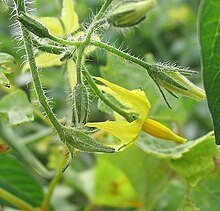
[169,134,216,186]
[136,132,214,159]
[199,0,220,144]
[0,89,34,125]
[0,154,43,208]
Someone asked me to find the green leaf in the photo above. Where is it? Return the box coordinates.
[199,0,220,144]
[0,89,34,125]
[0,72,10,88]
[137,132,214,159]
[0,52,15,74]
[99,145,170,210]
[0,153,43,208]
[177,193,200,211]
[169,134,216,186]
[191,172,220,211]
[93,157,139,208]
[154,179,186,211]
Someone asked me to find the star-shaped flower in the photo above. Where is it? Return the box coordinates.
[86,77,186,150]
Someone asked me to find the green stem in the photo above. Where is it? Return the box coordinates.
[33,38,66,55]
[0,188,36,211]
[22,128,53,145]
[72,0,113,124]
[96,0,113,19]
[91,40,152,70]
[14,1,62,133]
[32,41,137,122]
[0,120,54,179]
[49,35,81,47]
[75,0,113,83]
[41,153,68,211]
[82,67,137,122]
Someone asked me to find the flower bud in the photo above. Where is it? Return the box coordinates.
[149,66,206,101]
[72,83,90,127]
[107,0,157,27]
[18,12,52,39]
[60,126,115,153]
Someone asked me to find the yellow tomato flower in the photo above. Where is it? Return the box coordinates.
[22,0,79,89]
[86,77,186,150]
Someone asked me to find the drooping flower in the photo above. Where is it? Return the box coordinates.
[22,0,79,89]
[86,77,186,150]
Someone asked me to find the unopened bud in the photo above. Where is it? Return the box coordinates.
[18,12,52,39]
[149,66,206,101]
[107,0,157,27]
[72,83,89,127]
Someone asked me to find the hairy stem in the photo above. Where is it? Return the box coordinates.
[72,0,113,124]
[41,152,68,211]
[0,188,36,211]
[91,40,152,70]
[82,66,137,122]
[14,0,62,133]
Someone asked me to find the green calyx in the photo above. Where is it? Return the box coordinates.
[149,65,206,101]
[59,126,115,153]
[18,12,52,39]
[72,83,90,128]
[107,0,157,27]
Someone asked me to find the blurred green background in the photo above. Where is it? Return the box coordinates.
[0,0,217,211]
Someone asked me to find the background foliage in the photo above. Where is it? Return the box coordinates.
[0,0,219,210]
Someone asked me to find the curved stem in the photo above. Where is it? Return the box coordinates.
[91,40,152,70]
[14,0,63,133]
[76,0,113,83]
[82,67,137,122]
[41,152,69,211]
[96,0,113,20]
[0,188,36,211]
[0,120,54,179]
[49,35,81,47]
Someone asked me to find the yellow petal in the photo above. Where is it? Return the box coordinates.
[67,60,77,90]
[142,118,187,143]
[61,0,79,35]
[35,53,63,68]
[86,120,142,146]
[22,53,63,72]
[94,77,150,120]
[37,17,64,37]
[23,52,64,72]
